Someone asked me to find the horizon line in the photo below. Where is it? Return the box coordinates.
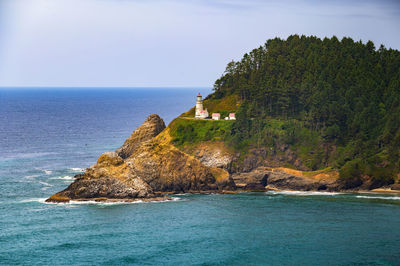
[0,86,213,89]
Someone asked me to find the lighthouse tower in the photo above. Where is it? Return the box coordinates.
[195,93,208,119]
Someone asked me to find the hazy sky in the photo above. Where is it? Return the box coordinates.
[0,0,399,87]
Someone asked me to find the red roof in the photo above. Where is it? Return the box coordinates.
[212,113,220,117]
[197,93,202,97]
[229,113,235,117]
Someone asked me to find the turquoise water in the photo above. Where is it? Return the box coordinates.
[1,88,400,265]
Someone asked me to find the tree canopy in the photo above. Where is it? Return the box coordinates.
[210,35,400,186]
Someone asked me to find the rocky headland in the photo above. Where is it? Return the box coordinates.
[47,114,400,203]
[46,114,235,203]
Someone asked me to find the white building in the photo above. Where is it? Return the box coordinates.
[229,113,236,120]
[195,93,209,119]
[212,113,221,120]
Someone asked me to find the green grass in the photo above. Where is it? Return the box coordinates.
[180,94,239,118]
[169,117,234,147]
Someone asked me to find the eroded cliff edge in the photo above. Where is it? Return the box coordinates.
[46,114,234,203]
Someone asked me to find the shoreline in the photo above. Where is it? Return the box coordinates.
[357,188,400,194]
[45,196,171,203]
[45,188,400,203]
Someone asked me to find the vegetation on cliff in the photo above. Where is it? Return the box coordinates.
[169,118,233,147]
[174,35,400,188]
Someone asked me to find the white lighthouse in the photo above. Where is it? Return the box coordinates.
[195,93,208,119]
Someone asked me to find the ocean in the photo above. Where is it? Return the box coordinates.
[0,88,399,265]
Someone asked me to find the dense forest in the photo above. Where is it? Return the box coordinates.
[208,35,400,187]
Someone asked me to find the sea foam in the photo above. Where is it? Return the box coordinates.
[39,181,52,187]
[356,195,400,200]
[69,168,84,172]
[41,197,181,205]
[24,174,40,179]
[267,190,342,196]
[19,198,48,203]
[50,176,75,181]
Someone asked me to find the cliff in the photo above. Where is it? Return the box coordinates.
[116,114,166,159]
[47,111,400,203]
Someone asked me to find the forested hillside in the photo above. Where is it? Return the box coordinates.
[208,35,400,188]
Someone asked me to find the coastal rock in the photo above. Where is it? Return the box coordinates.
[190,142,234,170]
[126,139,235,192]
[266,170,337,191]
[47,114,235,202]
[231,168,268,191]
[232,167,339,191]
[116,114,166,159]
[46,152,156,202]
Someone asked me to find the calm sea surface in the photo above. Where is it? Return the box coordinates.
[0,88,399,265]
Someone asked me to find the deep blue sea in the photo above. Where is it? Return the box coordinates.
[1,88,400,265]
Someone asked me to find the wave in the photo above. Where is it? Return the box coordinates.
[19,198,47,203]
[43,197,182,205]
[267,190,342,196]
[43,170,52,175]
[69,168,84,172]
[24,174,40,179]
[39,181,52,187]
[68,200,147,205]
[18,196,180,206]
[0,152,57,161]
[356,195,400,200]
[50,176,75,181]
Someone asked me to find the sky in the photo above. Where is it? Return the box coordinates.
[0,0,399,88]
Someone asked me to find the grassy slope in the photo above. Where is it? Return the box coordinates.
[169,117,234,148]
[180,94,239,118]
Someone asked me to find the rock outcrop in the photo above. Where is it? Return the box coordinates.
[47,114,235,203]
[126,139,234,192]
[265,170,339,191]
[232,167,339,192]
[189,142,234,170]
[46,152,158,202]
[116,114,166,159]
[231,168,269,191]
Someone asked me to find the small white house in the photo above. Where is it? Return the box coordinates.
[229,113,236,120]
[212,113,221,120]
[224,117,229,120]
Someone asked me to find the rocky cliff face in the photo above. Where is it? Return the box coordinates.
[116,114,166,159]
[186,142,235,171]
[46,152,157,202]
[232,167,340,192]
[47,114,235,203]
[183,141,307,174]
[127,140,224,192]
